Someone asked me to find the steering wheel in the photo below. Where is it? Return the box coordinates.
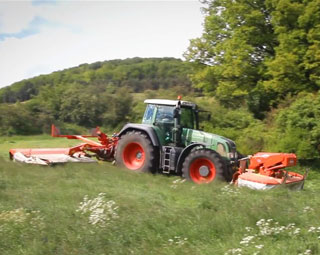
[160,114,173,122]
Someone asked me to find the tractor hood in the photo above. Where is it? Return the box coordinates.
[182,128,237,159]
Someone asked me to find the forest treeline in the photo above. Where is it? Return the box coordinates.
[1,0,320,159]
[0,58,193,135]
[0,58,191,103]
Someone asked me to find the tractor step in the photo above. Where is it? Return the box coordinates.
[161,146,183,174]
[162,146,172,174]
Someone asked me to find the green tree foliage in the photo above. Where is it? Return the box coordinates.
[195,98,265,155]
[264,0,320,96]
[185,0,320,118]
[0,58,191,135]
[185,0,276,110]
[273,93,320,159]
[30,84,133,129]
[101,88,133,130]
[0,104,42,135]
[0,58,192,104]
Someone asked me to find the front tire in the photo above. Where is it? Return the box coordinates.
[182,149,227,184]
[115,131,156,173]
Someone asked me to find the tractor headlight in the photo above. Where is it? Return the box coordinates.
[217,143,227,157]
[228,151,237,159]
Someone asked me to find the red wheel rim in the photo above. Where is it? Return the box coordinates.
[189,158,216,184]
[122,142,145,170]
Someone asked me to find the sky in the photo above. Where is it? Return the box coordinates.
[0,0,204,88]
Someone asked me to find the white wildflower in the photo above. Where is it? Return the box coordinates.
[224,248,242,255]
[245,227,253,232]
[255,244,264,249]
[298,249,312,255]
[286,223,296,230]
[77,193,119,227]
[255,218,299,236]
[172,179,180,184]
[171,179,186,188]
[168,236,188,246]
[239,235,255,246]
[293,228,301,235]
[220,185,240,196]
[303,206,314,213]
[0,208,44,230]
[308,227,316,233]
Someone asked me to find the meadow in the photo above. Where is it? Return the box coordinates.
[0,136,320,255]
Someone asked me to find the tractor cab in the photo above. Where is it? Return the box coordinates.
[142,99,198,145]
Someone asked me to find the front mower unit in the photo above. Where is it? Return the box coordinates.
[234,153,306,190]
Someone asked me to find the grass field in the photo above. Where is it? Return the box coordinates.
[0,136,320,254]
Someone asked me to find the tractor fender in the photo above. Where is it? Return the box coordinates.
[118,123,160,147]
[176,143,206,173]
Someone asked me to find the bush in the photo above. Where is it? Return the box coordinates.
[272,93,320,159]
[0,104,42,136]
[195,98,266,155]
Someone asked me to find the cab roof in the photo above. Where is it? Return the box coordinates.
[144,99,197,108]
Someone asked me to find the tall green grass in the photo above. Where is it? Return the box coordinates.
[0,137,320,254]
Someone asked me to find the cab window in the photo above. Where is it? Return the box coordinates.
[181,107,194,129]
[142,104,155,124]
[155,106,174,123]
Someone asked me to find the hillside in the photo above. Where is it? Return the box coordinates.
[0,57,193,136]
[0,57,192,104]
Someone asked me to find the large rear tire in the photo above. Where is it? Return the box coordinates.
[182,149,227,184]
[115,131,156,173]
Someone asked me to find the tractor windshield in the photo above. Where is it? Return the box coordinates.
[154,105,195,128]
[155,106,174,123]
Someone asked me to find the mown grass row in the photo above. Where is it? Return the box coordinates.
[0,136,320,254]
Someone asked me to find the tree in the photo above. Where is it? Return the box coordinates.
[185,0,277,109]
[102,87,133,129]
[274,93,320,159]
[0,103,41,135]
[59,87,110,127]
[264,0,320,96]
[185,0,320,118]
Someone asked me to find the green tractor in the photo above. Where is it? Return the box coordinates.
[10,97,307,189]
[9,97,239,184]
[115,98,239,183]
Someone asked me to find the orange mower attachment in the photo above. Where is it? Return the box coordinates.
[9,125,118,165]
[232,152,308,190]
